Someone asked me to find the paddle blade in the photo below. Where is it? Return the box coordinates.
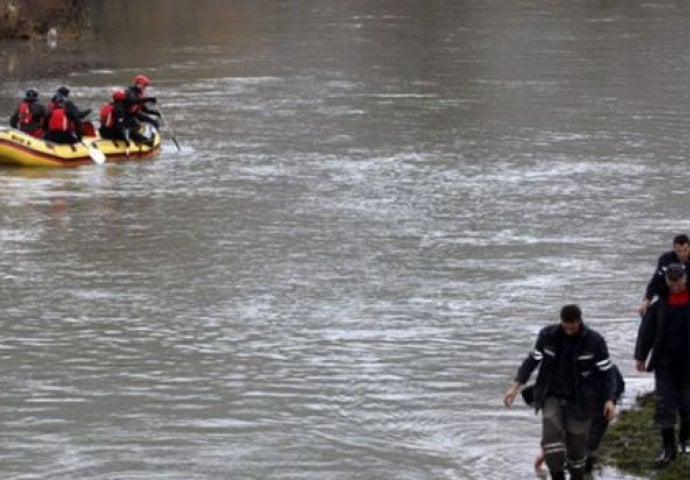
[81,141,106,164]
[89,146,106,165]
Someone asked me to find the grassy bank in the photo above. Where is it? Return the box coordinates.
[600,392,689,479]
[0,0,89,40]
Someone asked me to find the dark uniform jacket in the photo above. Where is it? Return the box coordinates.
[515,323,617,416]
[634,292,690,372]
[644,251,690,302]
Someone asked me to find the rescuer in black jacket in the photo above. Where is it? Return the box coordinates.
[504,304,616,480]
[635,263,690,467]
[637,234,690,315]
[9,89,47,137]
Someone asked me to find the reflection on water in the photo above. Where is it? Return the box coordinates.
[1,1,689,479]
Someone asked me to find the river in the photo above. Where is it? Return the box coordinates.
[1,0,688,478]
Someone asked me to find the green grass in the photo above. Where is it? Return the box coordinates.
[599,393,689,479]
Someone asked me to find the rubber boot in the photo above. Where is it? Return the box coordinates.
[549,470,565,480]
[655,427,677,468]
[679,418,689,454]
[569,468,584,480]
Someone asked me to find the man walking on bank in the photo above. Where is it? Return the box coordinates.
[635,263,690,467]
[503,304,617,480]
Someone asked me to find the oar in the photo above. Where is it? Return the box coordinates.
[80,139,106,165]
[124,128,131,159]
[158,108,181,151]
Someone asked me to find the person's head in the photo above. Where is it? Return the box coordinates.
[24,88,38,102]
[665,263,687,294]
[560,304,582,336]
[112,88,126,102]
[673,234,690,262]
[134,74,150,90]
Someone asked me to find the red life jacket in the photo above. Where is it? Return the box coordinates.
[18,102,34,126]
[100,103,115,128]
[669,289,689,306]
[48,106,69,132]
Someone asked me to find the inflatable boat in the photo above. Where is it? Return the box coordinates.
[0,125,161,167]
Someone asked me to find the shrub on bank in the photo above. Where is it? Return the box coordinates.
[600,392,689,479]
[0,0,88,39]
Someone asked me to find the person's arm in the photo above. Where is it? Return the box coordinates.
[634,306,657,372]
[593,336,617,420]
[638,254,669,315]
[503,330,544,408]
[594,336,616,401]
[503,380,523,408]
[9,110,19,129]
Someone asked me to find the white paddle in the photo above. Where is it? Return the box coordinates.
[80,140,106,165]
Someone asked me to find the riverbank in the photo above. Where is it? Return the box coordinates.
[600,392,689,479]
[0,0,89,40]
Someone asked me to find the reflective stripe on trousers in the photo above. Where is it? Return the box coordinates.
[542,396,591,479]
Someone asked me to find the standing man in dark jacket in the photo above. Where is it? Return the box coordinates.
[503,304,617,480]
[634,263,690,467]
[637,234,690,315]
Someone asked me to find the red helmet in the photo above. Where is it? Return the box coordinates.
[112,88,126,101]
[134,75,150,88]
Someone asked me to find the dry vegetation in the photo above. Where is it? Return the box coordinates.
[0,0,88,39]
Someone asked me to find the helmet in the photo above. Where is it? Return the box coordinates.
[57,86,70,97]
[134,75,150,87]
[25,89,39,100]
[112,88,126,102]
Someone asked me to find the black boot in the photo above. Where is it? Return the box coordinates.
[569,468,584,480]
[679,418,689,454]
[584,455,595,473]
[549,470,566,480]
[655,427,677,468]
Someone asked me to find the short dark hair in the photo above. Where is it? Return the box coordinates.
[560,304,582,323]
[673,234,689,246]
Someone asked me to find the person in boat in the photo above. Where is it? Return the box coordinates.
[43,93,85,144]
[503,304,617,480]
[634,263,690,468]
[637,234,690,316]
[124,74,161,130]
[9,88,47,138]
[99,88,128,141]
[530,363,625,475]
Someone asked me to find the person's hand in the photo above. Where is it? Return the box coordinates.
[603,400,616,421]
[503,382,520,408]
[637,299,650,316]
[635,359,646,373]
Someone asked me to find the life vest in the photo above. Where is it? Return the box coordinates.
[48,106,69,132]
[100,103,115,128]
[18,102,35,126]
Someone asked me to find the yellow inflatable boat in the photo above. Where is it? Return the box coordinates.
[0,126,161,167]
